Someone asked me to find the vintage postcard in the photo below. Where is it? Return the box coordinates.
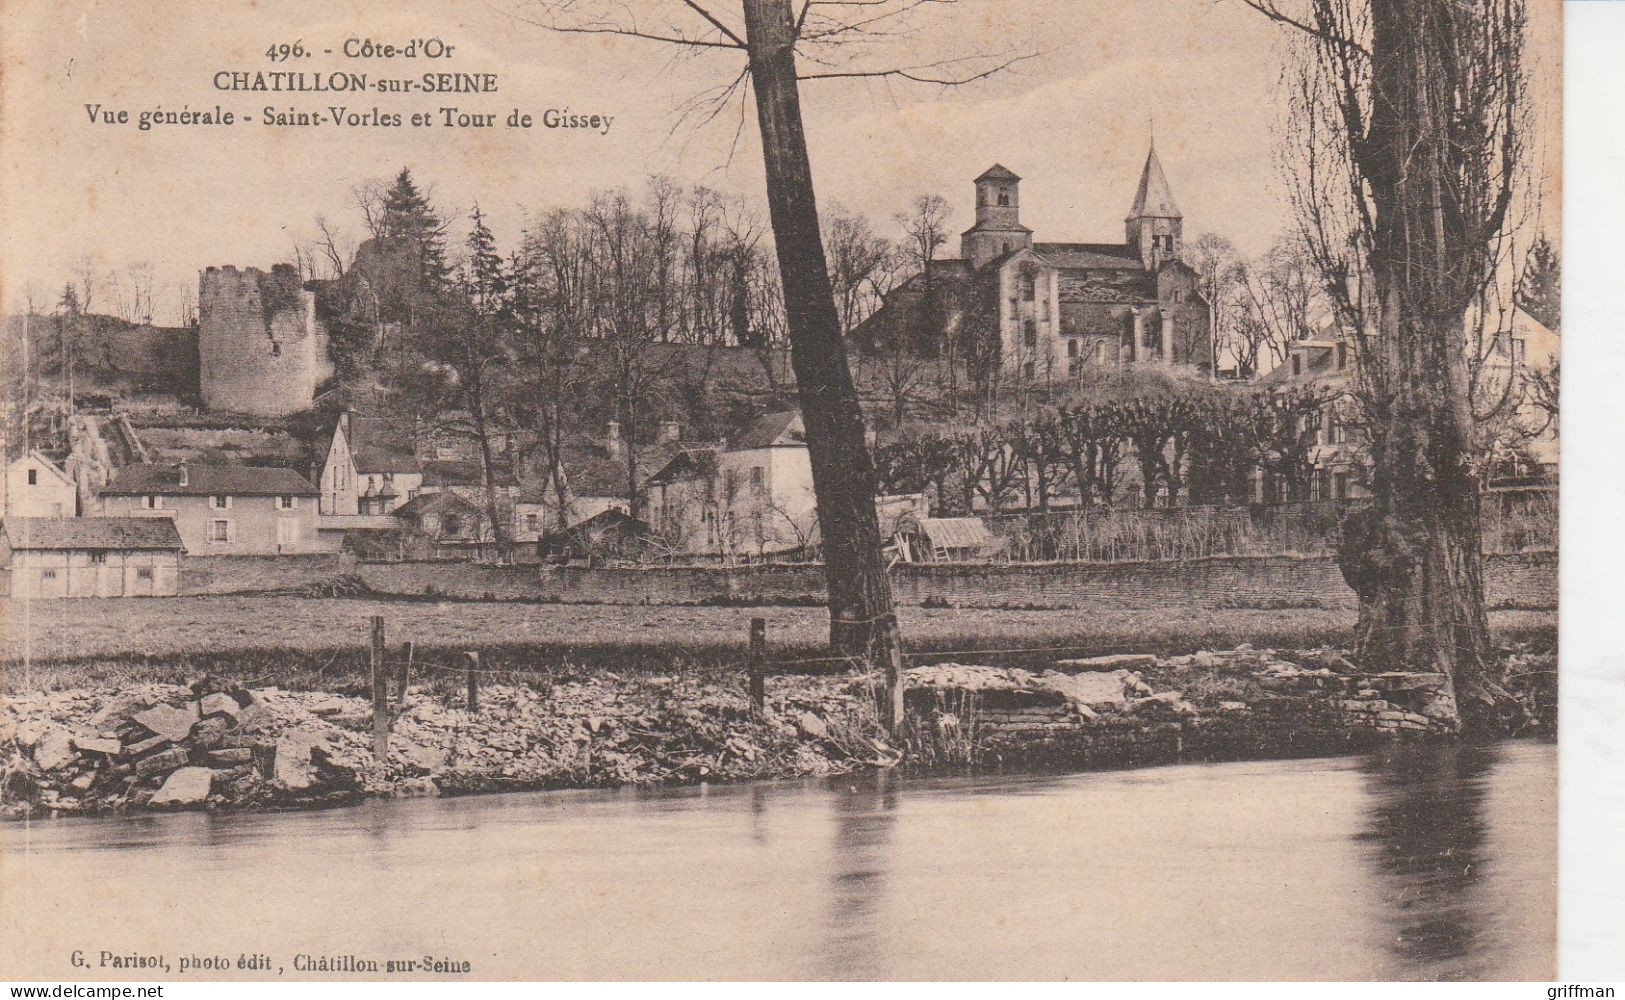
[1,0,1565,983]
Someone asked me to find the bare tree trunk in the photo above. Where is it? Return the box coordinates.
[742,0,901,662]
[1334,0,1513,733]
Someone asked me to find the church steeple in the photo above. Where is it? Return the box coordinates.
[1126,142,1183,270]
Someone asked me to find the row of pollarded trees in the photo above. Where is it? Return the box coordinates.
[872,367,1341,514]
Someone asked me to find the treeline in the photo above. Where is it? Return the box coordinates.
[873,367,1343,513]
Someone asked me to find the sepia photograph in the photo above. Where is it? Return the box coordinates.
[0,0,1579,983]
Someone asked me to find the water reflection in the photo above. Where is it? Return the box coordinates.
[815,772,899,980]
[1354,742,1539,981]
[1,743,1554,981]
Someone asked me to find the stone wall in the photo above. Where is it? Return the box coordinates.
[181,554,351,595]
[198,265,323,417]
[353,551,1556,611]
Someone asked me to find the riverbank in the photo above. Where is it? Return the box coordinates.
[0,641,1555,820]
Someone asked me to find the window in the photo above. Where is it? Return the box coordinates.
[1023,320,1037,347]
[1334,472,1351,500]
[142,495,162,510]
[276,519,298,546]
[1009,297,1019,319]
[1512,338,1526,365]
[997,190,1010,207]
[1002,242,1011,254]
[1022,361,1036,380]
[1095,341,1106,364]
[208,520,232,543]
[27,469,37,485]
[41,569,57,580]
[90,552,107,564]
[1336,342,1349,369]
[136,567,154,581]
[211,495,231,510]
[1292,355,1302,376]
[749,466,764,490]
[1021,271,1036,302]
[1067,339,1079,358]
[277,495,296,509]
[442,514,463,536]
[270,342,282,357]
[524,513,540,532]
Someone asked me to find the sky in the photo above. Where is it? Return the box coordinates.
[0,0,1562,324]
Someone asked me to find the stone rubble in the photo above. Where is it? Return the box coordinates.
[1,645,1550,819]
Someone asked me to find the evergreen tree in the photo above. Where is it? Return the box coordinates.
[378,167,450,286]
[1517,235,1561,332]
[465,204,508,316]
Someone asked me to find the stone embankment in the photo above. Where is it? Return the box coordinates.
[1,646,1553,819]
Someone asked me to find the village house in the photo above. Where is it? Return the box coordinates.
[0,452,77,518]
[0,516,183,598]
[319,413,424,516]
[98,461,325,555]
[1260,300,1559,500]
[855,147,1214,380]
[646,412,819,560]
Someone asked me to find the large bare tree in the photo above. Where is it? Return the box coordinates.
[1244,0,1535,731]
[517,1,1027,697]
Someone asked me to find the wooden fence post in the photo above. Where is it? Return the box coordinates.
[370,616,389,763]
[880,615,905,736]
[748,617,767,714]
[395,640,413,714]
[465,651,480,713]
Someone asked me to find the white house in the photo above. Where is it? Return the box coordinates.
[319,413,424,516]
[0,452,77,518]
[646,412,819,560]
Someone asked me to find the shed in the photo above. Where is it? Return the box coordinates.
[891,516,999,563]
[0,516,184,598]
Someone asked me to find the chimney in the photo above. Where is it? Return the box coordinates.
[658,420,681,445]
[177,460,189,488]
[606,420,623,457]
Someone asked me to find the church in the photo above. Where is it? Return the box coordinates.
[857,145,1215,381]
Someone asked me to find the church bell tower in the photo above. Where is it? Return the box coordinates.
[961,164,1033,269]
[1125,143,1183,271]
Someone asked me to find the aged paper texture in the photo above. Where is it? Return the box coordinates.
[1,0,1561,982]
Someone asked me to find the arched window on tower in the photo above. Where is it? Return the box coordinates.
[1020,270,1036,302]
[998,189,1010,207]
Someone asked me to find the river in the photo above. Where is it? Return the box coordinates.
[0,740,1554,981]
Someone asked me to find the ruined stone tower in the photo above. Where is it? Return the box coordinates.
[198,264,326,417]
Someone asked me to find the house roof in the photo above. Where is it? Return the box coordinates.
[1032,242,1141,270]
[102,463,318,497]
[976,164,1021,183]
[729,411,805,451]
[3,516,183,551]
[1258,342,1343,386]
[420,459,517,488]
[644,447,722,486]
[347,416,420,475]
[907,516,995,550]
[392,490,482,520]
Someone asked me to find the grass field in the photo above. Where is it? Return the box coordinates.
[0,594,1555,694]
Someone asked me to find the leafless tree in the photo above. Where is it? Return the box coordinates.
[1243,0,1535,730]
[514,0,1029,685]
[1233,238,1318,375]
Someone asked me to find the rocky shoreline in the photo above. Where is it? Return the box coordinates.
[1,645,1554,820]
